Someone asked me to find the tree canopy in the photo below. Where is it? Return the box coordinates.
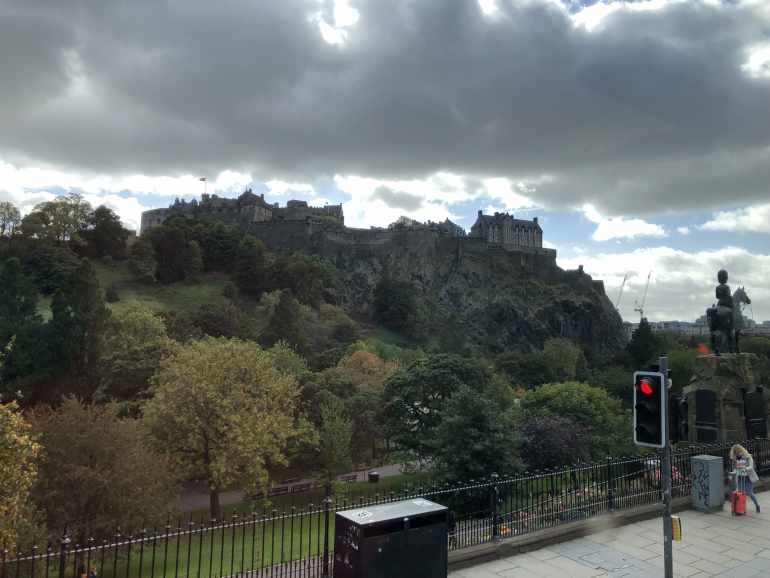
[143,337,313,518]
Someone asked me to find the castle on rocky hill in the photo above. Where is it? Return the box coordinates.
[140,189,550,255]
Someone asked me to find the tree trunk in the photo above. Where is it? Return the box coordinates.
[210,487,222,520]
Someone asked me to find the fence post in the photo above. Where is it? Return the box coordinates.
[321,495,332,578]
[57,531,70,578]
[607,456,615,512]
[490,473,500,541]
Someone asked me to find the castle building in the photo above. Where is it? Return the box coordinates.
[140,189,344,234]
[469,210,542,249]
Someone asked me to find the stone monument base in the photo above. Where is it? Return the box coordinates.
[683,353,768,444]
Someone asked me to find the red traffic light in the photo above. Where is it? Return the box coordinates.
[639,378,654,395]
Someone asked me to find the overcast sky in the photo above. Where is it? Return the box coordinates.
[1,0,769,322]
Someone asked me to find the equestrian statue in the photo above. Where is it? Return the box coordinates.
[706,269,752,355]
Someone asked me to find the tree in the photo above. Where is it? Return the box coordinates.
[96,302,172,402]
[317,396,353,489]
[382,354,494,462]
[495,351,552,389]
[233,235,266,295]
[0,201,21,238]
[50,260,109,393]
[30,398,179,540]
[431,385,520,482]
[144,337,312,519]
[184,240,204,279]
[373,277,421,335]
[81,206,130,259]
[191,302,257,340]
[150,225,188,283]
[520,415,592,471]
[195,222,242,272]
[260,290,307,353]
[23,244,82,295]
[22,194,92,242]
[128,237,157,282]
[542,338,586,382]
[627,318,660,367]
[0,401,40,551]
[520,382,633,458]
[0,259,39,345]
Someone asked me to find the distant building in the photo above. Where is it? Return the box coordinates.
[469,211,542,249]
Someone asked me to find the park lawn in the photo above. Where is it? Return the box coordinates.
[74,510,333,578]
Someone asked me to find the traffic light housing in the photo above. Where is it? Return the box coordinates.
[634,371,666,448]
[669,393,689,444]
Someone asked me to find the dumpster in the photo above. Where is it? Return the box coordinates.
[368,470,380,483]
[333,498,448,578]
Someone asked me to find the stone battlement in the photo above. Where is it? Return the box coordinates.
[140,190,553,260]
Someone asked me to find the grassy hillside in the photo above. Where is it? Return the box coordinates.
[93,261,232,315]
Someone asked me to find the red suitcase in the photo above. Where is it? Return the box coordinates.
[731,490,747,515]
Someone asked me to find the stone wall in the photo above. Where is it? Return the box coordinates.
[683,354,770,443]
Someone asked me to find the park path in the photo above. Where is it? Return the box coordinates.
[180,463,408,512]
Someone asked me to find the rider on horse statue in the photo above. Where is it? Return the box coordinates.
[707,269,751,355]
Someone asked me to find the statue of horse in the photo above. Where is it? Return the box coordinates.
[733,286,752,353]
[707,285,751,355]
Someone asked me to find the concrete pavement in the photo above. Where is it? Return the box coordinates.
[451,491,770,577]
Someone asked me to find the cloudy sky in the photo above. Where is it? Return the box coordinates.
[2,0,769,322]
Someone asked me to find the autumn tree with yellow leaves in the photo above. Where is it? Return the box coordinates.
[144,337,313,519]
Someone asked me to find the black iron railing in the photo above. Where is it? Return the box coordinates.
[3,439,768,578]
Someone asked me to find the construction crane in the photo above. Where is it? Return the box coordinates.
[615,273,628,310]
[634,271,652,321]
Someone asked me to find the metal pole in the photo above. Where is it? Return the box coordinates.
[660,354,673,578]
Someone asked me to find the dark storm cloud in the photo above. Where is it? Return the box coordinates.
[1,0,769,215]
[370,186,424,211]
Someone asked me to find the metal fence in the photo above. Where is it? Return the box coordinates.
[3,439,769,578]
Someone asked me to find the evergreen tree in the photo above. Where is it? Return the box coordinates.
[233,235,266,294]
[627,318,660,367]
[0,258,39,344]
[128,237,157,282]
[260,290,306,353]
[50,260,109,394]
[184,240,204,279]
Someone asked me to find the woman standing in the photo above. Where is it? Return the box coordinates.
[730,444,760,513]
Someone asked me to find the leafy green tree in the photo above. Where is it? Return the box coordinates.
[586,365,632,407]
[520,415,592,470]
[233,235,266,295]
[0,400,40,551]
[382,354,494,462]
[22,194,92,242]
[96,302,172,402]
[0,201,21,238]
[0,259,39,344]
[260,290,307,353]
[431,384,520,482]
[669,347,699,393]
[192,302,257,340]
[50,259,109,393]
[30,398,180,541]
[627,318,661,367]
[23,244,82,294]
[184,240,204,279]
[543,338,587,382]
[196,222,242,272]
[81,206,130,259]
[495,351,552,389]
[128,237,157,283]
[373,277,421,335]
[144,337,312,519]
[521,382,633,458]
[150,225,188,283]
[268,254,336,307]
[317,396,353,489]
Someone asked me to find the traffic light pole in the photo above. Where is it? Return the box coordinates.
[659,354,673,578]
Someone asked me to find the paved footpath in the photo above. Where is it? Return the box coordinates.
[452,491,770,578]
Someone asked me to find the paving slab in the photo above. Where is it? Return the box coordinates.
[452,491,769,578]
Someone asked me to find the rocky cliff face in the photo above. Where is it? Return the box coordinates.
[252,223,626,356]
